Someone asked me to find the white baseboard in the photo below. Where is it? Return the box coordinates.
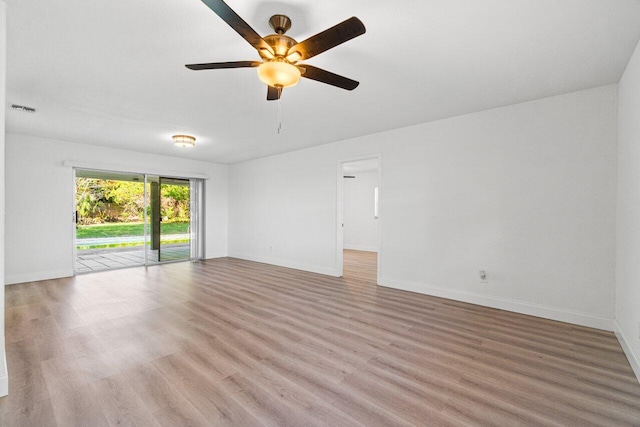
[0,339,7,397]
[614,320,640,384]
[228,252,340,277]
[5,268,73,285]
[344,245,378,253]
[378,276,614,331]
[205,252,228,259]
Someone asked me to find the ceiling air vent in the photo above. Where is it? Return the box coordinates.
[11,104,36,113]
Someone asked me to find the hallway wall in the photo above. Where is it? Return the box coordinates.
[343,171,379,252]
[615,36,640,380]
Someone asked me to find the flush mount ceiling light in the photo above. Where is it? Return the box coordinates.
[172,134,196,148]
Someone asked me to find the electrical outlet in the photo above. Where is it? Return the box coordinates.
[479,270,487,283]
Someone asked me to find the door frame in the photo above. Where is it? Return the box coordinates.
[72,167,201,274]
[72,168,78,274]
[336,153,382,282]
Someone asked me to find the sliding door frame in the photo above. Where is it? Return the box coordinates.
[71,168,78,274]
[72,167,206,274]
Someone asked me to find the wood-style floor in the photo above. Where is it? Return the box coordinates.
[1,250,639,426]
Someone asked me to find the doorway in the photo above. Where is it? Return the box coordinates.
[337,156,381,281]
[74,169,203,274]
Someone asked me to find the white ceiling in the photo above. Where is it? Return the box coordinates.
[6,0,640,164]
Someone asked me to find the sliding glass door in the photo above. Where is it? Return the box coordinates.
[74,169,204,274]
[146,176,191,264]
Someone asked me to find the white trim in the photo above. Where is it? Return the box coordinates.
[336,162,344,277]
[6,269,73,285]
[0,340,7,397]
[63,160,210,180]
[1,0,7,398]
[229,253,340,277]
[614,320,640,383]
[378,276,614,331]
[344,245,378,252]
[205,252,228,259]
[376,156,383,284]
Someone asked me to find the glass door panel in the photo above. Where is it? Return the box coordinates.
[146,175,160,263]
[75,170,146,273]
[160,177,191,262]
[145,176,191,264]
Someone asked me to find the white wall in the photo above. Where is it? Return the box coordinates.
[0,0,8,396]
[4,133,228,284]
[344,171,379,252]
[229,85,618,330]
[229,148,338,275]
[616,38,640,381]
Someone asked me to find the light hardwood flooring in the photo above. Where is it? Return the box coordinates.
[1,250,639,426]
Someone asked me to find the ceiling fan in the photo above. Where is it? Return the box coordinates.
[186,0,366,101]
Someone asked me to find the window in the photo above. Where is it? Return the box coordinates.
[374,186,379,219]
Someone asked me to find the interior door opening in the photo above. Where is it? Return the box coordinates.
[74,169,203,274]
[338,157,381,281]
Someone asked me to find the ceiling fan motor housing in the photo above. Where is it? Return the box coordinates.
[261,34,297,59]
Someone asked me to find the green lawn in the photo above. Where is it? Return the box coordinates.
[76,221,189,238]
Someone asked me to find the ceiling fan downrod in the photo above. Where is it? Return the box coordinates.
[269,14,292,35]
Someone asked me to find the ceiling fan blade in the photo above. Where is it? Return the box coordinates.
[200,0,273,55]
[185,60,260,70]
[286,17,365,62]
[267,86,282,101]
[299,65,359,90]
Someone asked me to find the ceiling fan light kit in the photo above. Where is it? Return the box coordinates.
[257,60,301,88]
[186,0,365,101]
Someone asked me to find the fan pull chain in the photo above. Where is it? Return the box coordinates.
[277,87,283,134]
